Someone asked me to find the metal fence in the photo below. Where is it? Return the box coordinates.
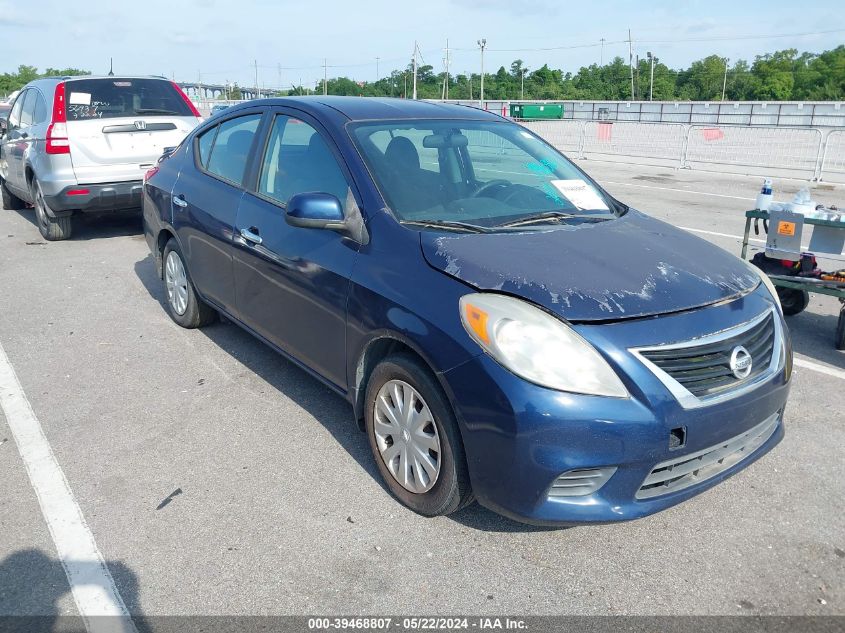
[581,121,687,164]
[820,131,845,183]
[522,120,845,183]
[439,99,845,128]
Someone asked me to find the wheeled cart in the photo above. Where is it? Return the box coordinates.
[740,209,845,350]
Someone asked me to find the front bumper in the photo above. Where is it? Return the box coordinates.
[43,181,144,214]
[441,290,790,525]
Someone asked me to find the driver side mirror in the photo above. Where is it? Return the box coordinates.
[285,192,367,244]
[0,118,7,137]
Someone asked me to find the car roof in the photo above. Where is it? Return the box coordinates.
[228,96,503,123]
[23,76,171,89]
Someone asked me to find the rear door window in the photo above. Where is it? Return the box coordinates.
[65,78,194,120]
[204,114,262,185]
[9,91,26,128]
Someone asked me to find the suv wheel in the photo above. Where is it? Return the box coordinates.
[365,354,474,517]
[31,179,72,241]
[162,238,216,328]
[1,178,25,210]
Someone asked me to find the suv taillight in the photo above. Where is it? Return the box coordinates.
[171,81,202,118]
[46,82,70,155]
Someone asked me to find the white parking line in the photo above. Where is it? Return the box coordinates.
[0,341,136,633]
[794,357,845,381]
[600,180,756,201]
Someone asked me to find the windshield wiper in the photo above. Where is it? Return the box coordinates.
[401,219,490,233]
[497,210,609,228]
[134,108,183,115]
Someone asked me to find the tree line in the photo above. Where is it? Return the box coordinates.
[304,45,845,102]
[3,45,844,102]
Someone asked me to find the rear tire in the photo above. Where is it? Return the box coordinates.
[364,354,474,517]
[31,178,72,241]
[777,287,810,316]
[161,238,216,328]
[1,179,25,210]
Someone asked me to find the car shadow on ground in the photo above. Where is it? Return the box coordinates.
[11,208,143,241]
[786,310,845,369]
[133,254,561,534]
[0,548,150,632]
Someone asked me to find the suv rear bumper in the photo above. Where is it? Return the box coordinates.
[43,181,143,215]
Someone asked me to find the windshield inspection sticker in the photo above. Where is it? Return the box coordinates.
[69,92,91,105]
[550,179,609,211]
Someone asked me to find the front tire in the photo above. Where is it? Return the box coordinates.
[365,354,474,517]
[31,179,72,241]
[161,238,216,328]
[1,178,25,210]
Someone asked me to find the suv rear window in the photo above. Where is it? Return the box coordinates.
[65,78,193,121]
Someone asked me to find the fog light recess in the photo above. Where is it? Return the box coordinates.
[547,467,617,499]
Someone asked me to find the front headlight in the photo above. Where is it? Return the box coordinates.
[748,262,782,314]
[459,293,629,398]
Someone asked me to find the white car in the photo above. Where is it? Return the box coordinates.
[0,76,202,240]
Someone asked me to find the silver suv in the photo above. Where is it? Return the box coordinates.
[0,76,202,240]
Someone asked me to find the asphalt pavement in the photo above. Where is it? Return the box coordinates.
[0,163,843,620]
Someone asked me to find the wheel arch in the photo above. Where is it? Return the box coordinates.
[154,227,177,279]
[352,331,466,433]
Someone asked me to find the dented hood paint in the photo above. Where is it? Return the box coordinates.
[420,210,759,322]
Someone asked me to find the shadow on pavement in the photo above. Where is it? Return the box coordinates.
[786,310,845,369]
[132,254,560,533]
[0,548,147,632]
[11,208,143,241]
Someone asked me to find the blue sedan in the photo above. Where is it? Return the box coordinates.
[142,97,791,525]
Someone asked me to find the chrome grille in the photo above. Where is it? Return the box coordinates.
[636,412,780,499]
[631,309,782,408]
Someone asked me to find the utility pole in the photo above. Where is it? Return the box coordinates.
[721,57,729,101]
[277,63,282,94]
[477,38,487,106]
[600,38,606,66]
[412,42,418,100]
[376,57,380,84]
[254,60,259,99]
[443,39,451,100]
[647,51,655,101]
[323,58,328,96]
[627,29,634,101]
[521,67,526,100]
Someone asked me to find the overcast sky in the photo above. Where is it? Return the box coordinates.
[2,0,843,90]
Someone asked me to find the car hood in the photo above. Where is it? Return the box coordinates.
[419,210,759,322]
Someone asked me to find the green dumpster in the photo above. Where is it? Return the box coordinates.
[509,103,564,120]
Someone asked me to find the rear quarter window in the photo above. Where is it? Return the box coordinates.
[65,78,193,120]
[196,126,218,169]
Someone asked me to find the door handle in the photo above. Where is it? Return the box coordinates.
[173,195,187,208]
[240,227,262,245]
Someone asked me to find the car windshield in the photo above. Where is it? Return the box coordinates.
[351,119,621,230]
[65,78,193,120]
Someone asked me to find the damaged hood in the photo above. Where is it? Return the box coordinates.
[420,210,759,322]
